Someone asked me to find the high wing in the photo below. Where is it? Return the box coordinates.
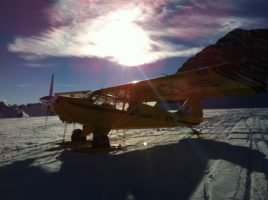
[55,90,91,98]
[96,63,268,102]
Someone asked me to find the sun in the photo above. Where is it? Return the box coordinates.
[92,9,153,67]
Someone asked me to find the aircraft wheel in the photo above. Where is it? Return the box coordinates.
[71,129,87,142]
[92,134,110,148]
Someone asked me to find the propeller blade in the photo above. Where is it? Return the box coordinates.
[49,74,54,96]
[43,74,54,126]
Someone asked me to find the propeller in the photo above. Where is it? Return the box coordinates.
[49,74,54,97]
[40,74,54,126]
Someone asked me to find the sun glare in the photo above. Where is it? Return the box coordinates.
[92,9,152,67]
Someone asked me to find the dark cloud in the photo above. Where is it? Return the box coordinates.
[0,0,52,36]
[226,0,268,18]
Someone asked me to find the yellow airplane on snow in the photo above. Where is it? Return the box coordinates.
[40,63,268,148]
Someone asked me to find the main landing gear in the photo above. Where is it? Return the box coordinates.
[92,127,111,148]
[92,134,110,148]
[71,129,87,142]
[71,127,111,148]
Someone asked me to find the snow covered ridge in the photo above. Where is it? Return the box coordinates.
[178,28,268,108]
[0,101,52,118]
[178,28,268,72]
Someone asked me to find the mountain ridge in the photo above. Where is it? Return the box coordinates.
[0,101,50,118]
[177,28,268,108]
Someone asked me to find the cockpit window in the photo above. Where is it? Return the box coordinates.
[94,96,105,106]
[116,101,129,111]
[115,100,124,110]
[91,95,114,107]
[90,92,130,111]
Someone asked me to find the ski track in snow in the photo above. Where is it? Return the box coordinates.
[0,108,268,200]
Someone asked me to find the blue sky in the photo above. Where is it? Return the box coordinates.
[0,0,268,104]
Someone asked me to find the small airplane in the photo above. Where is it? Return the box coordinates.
[40,63,268,148]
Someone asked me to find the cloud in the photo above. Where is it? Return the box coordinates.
[16,84,32,87]
[7,0,267,66]
[23,63,57,68]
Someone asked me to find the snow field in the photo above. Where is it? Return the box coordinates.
[0,108,268,200]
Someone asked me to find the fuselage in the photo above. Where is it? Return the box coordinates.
[51,95,203,130]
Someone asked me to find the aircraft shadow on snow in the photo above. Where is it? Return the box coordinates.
[0,138,268,200]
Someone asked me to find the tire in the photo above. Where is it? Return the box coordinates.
[92,134,110,148]
[71,129,87,142]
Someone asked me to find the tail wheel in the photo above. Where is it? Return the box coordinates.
[71,129,87,142]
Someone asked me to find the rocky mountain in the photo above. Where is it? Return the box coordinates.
[0,102,26,118]
[0,101,51,118]
[177,28,268,108]
[18,103,49,117]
